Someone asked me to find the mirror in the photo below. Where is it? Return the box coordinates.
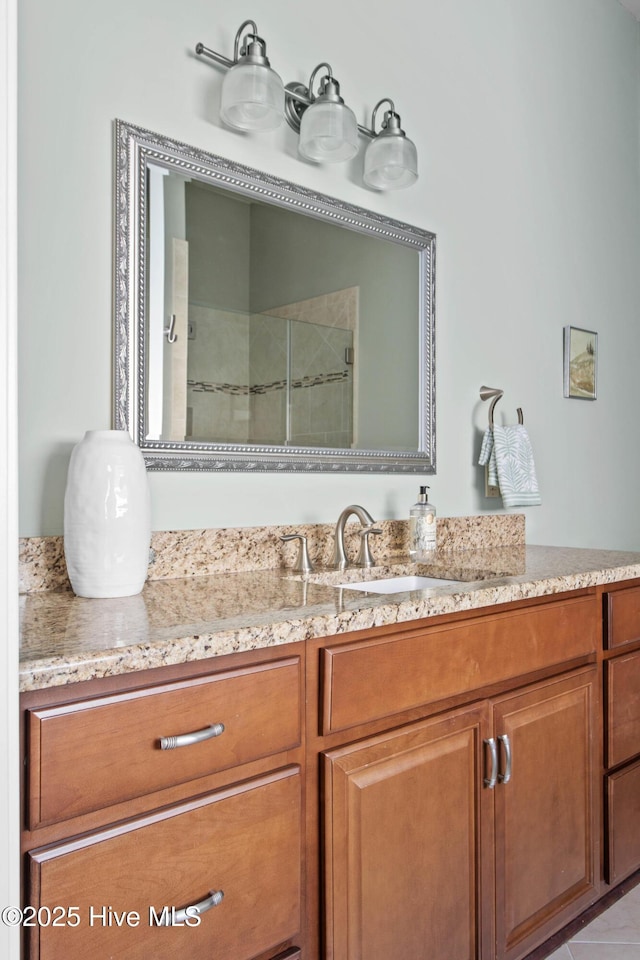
[114,119,436,473]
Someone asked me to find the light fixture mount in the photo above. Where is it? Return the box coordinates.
[284,82,310,133]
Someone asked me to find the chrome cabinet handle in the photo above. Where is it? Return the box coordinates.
[498,733,512,784]
[159,722,225,751]
[159,889,224,925]
[484,737,498,788]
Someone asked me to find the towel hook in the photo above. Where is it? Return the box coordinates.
[480,385,523,427]
[164,314,178,344]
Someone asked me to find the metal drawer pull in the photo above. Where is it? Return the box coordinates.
[484,737,498,788]
[498,734,512,784]
[159,722,225,751]
[159,889,224,925]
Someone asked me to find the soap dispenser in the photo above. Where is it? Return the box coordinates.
[409,485,436,559]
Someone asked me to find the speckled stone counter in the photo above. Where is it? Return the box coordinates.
[19,544,640,692]
[19,514,525,593]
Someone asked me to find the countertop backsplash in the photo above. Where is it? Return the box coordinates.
[19,514,526,594]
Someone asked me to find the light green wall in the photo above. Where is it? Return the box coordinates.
[17,0,640,549]
[185,180,250,312]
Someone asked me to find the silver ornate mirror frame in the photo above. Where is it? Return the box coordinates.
[114,119,436,473]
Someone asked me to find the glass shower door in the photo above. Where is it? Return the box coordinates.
[289,319,354,448]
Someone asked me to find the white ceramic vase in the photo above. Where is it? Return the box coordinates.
[63,430,151,598]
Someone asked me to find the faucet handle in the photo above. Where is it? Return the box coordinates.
[356,525,382,568]
[280,534,314,574]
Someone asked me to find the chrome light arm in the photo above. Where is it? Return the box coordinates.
[195,19,259,69]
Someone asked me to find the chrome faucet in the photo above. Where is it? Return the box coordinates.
[331,504,382,570]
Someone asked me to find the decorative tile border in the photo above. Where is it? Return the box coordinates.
[19,514,525,594]
[188,369,350,396]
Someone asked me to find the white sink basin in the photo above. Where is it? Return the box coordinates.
[337,575,463,594]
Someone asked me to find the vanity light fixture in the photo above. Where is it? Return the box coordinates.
[363,99,418,191]
[295,63,359,164]
[195,20,419,190]
[200,20,285,132]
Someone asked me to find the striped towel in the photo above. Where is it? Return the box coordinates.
[479,424,541,507]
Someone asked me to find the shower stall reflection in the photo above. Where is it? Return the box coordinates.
[185,307,355,448]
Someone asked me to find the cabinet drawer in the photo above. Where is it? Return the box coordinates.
[27,765,302,960]
[27,657,301,828]
[606,759,640,883]
[605,651,640,768]
[605,585,640,649]
[321,596,597,734]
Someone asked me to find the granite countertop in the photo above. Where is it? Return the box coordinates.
[19,544,640,693]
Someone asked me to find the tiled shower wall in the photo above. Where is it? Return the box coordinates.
[261,285,358,447]
[186,287,358,447]
[187,305,251,443]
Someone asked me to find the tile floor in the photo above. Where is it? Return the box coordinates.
[547,884,640,959]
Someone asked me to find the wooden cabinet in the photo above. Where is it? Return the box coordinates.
[324,703,493,960]
[311,593,601,960]
[605,649,640,769]
[322,669,598,960]
[603,584,640,884]
[320,595,596,736]
[28,767,301,960]
[22,649,305,960]
[604,584,640,649]
[493,670,598,960]
[26,657,301,828]
[22,585,611,960]
[606,759,640,883]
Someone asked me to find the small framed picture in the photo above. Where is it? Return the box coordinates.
[563,326,597,400]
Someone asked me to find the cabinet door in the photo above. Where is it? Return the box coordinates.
[606,758,640,884]
[493,669,598,960]
[605,650,640,768]
[323,703,493,960]
[27,766,302,960]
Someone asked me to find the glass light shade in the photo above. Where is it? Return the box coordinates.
[363,134,418,190]
[220,61,284,131]
[298,100,359,163]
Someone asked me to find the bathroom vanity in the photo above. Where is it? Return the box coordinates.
[18,537,640,960]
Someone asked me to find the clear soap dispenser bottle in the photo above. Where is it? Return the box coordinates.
[409,485,436,559]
